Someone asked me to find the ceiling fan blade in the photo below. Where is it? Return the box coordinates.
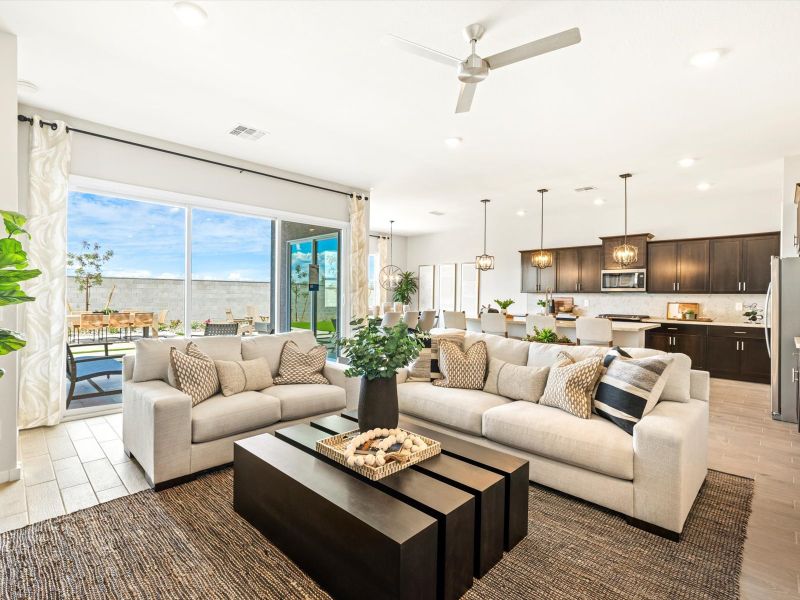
[485,27,581,70]
[455,82,477,113]
[385,34,462,67]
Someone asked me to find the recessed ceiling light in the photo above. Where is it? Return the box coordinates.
[677,157,696,168]
[173,1,207,27]
[689,49,724,69]
[444,137,462,148]
[516,210,526,217]
[593,197,605,206]
[696,182,712,191]
[16,80,38,94]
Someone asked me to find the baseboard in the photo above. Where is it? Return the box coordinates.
[0,464,22,484]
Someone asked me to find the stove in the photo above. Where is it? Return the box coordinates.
[596,314,650,322]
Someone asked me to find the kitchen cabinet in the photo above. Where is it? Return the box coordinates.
[647,239,709,293]
[706,326,770,383]
[600,234,652,270]
[578,246,602,292]
[645,324,707,370]
[709,233,779,294]
[555,246,602,293]
[520,250,557,293]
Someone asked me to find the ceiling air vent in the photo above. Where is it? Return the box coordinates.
[228,124,268,141]
[574,186,596,192]
[428,210,445,216]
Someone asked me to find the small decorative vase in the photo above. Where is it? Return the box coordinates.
[358,374,399,431]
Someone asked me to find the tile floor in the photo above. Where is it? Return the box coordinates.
[0,413,149,531]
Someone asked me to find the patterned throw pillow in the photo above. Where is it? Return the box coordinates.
[214,357,273,397]
[594,353,674,435]
[539,351,604,418]
[433,340,487,390]
[273,341,329,385]
[408,330,466,381]
[170,343,220,406]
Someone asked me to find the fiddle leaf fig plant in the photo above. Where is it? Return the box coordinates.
[0,210,41,379]
[340,317,424,381]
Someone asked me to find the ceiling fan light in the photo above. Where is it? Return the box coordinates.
[612,243,639,268]
[531,250,553,269]
[476,254,495,271]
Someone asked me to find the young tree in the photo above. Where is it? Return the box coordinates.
[290,262,310,323]
[67,241,113,311]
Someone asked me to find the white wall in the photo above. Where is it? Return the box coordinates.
[368,232,408,271]
[405,198,781,319]
[782,155,800,257]
[0,32,20,482]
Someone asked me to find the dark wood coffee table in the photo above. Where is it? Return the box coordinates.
[234,415,529,600]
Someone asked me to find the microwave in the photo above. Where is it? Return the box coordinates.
[601,269,647,292]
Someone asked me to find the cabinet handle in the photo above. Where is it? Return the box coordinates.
[667,327,678,331]
[672,282,676,291]
[743,281,746,292]
[676,282,680,291]
[736,340,740,351]
[733,331,747,335]
[792,368,799,383]
[741,341,744,352]
[737,282,741,291]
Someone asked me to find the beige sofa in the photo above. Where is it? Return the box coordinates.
[395,330,710,538]
[122,331,359,489]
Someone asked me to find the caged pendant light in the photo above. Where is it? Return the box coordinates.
[475,199,495,271]
[378,220,403,291]
[612,173,639,268]
[531,188,553,269]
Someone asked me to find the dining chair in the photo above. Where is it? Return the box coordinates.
[575,317,613,346]
[108,312,132,341]
[442,311,467,330]
[418,310,437,333]
[403,310,419,330]
[78,313,106,343]
[526,314,557,336]
[204,323,239,336]
[132,312,155,338]
[392,302,404,313]
[481,312,508,337]
[381,311,403,328]
[381,302,393,315]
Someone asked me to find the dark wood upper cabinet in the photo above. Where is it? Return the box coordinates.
[795,183,800,255]
[555,248,580,293]
[538,260,557,293]
[578,246,602,292]
[709,238,743,293]
[677,239,709,293]
[741,235,779,294]
[520,250,557,293]
[647,242,678,293]
[600,234,652,270]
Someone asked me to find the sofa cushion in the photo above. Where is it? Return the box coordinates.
[214,357,273,397]
[465,331,529,365]
[398,381,511,435]
[241,330,317,377]
[482,401,634,480]
[265,384,346,421]
[191,391,280,443]
[621,348,691,402]
[133,336,243,383]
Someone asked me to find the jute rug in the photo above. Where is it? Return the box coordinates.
[0,468,751,599]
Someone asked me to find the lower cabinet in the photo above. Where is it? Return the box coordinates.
[647,325,769,384]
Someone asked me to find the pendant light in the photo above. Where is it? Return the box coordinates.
[612,173,638,268]
[475,199,495,271]
[531,188,553,269]
[379,220,402,291]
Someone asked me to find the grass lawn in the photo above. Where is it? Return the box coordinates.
[291,320,336,332]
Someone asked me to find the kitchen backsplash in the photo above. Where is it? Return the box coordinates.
[525,293,765,323]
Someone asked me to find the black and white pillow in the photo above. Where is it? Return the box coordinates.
[594,352,673,435]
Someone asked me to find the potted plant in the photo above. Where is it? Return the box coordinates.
[392,271,418,308]
[525,326,574,346]
[0,211,41,379]
[340,317,424,430]
[494,298,515,318]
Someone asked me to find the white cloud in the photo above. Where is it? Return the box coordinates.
[227,272,242,281]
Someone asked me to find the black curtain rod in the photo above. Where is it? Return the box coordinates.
[17,114,367,201]
[369,234,389,239]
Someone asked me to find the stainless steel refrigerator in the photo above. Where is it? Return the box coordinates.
[767,256,800,425]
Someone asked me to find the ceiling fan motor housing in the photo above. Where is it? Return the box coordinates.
[458,54,489,83]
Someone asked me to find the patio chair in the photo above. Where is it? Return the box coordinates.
[108,312,132,341]
[204,323,239,336]
[66,345,123,409]
[226,308,253,334]
[132,312,155,338]
[151,309,169,338]
[78,313,106,343]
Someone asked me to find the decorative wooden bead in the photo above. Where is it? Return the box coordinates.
[402,439,412,449]
[355,456,365,467]
[411,445,421,453]
[346,455,356,466]
[365,454,376,466]
[381,428,389,437]
[376,456,386,466]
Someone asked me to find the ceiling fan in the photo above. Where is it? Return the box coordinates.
[386,23,581,113]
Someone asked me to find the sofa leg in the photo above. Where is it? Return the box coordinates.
[625,516,681,542]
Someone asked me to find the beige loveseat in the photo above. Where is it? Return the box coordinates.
[122,331,359,489]
[395,330,710,538]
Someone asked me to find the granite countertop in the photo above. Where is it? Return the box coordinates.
[643,318,765,329]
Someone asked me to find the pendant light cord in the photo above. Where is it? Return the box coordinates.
[483,200,488,254]
[389,220,394,264]
[623,176,628,246]
[540,190,545,251]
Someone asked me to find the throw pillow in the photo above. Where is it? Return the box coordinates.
[483,358,549,402]
[214,357,273,397]
[408,330,466,381]
[433,340,487,390]
[539,351,604,419]
[603,346,632,367]
[594,353,674,435]
[169,342,220,406]
[273,341,329,385]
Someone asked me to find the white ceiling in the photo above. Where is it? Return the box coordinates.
[2,1,800,236]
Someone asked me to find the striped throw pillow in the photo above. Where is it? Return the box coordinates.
[408,330,466,381]
[594,353,674,435]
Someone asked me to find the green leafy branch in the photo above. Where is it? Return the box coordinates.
[340,317,424,381]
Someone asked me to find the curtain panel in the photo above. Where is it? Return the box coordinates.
[348,194,369,322]
[18,116,71,428]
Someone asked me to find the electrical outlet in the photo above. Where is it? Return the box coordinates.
[735,302,743,312]
[583,299,589,307]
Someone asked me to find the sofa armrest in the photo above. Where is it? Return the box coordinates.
[123,354,135,382]
[324,361,361,411]
[689,369,710,402]
[632,399,708,533]
[122,379,192,486]
[396,367,409,385]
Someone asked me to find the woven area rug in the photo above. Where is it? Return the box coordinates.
[0,468,751,599]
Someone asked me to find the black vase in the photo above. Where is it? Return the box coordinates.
[358,375,399,431]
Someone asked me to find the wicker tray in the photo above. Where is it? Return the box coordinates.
[316,428,441,481]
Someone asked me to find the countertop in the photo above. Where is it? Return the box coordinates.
[642,318,764,329]
[466,317,658,332]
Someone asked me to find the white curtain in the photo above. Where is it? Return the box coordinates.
[348,194,369,322]
[19,116,71,429]
[378,235,389,305]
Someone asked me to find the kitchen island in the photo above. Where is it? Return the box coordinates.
[465,317,659,347]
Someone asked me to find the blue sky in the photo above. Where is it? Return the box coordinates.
[67,192,273,281]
